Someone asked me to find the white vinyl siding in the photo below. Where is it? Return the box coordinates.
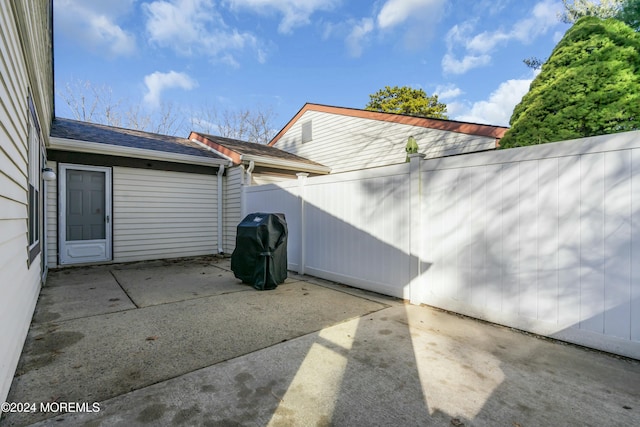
[112,167,217,262]
[0,0,53,404]
[223,166,243,253]
[275,110,496,173]
[13,1,53,137]
[46,161,57,267]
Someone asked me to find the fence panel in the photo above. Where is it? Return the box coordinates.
[244,131,640,358]
[419,132,640,359]
[243,181,301,271]
[303,166,411,298]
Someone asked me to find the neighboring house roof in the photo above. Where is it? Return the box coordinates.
[189,132,331,174]
[50,118,228,167]
[269,103,509,146]
[267,103,510,174]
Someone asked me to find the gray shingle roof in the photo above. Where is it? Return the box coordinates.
[198,133,326,167]
[51,118,224,160]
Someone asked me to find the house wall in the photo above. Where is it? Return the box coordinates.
[0,0,53,403]
[112,167,217,262]
[46,164,219,265]
[273,110,496,173]
[45,160,57,267]
[223,166,243,253]
[244,131,640,359]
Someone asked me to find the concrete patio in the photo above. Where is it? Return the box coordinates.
[2,256,639,426]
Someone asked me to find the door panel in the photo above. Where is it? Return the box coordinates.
[59,164,112,265]
[66,170,106,240]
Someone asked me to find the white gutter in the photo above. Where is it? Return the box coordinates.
[240,154,331,174]
[50,136,229,168]
[217,164,225,254]
[245,160,255,186]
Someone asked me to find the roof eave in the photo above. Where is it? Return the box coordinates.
[241,154,331,174]
[189,132,242,164]
[49,136,228,168]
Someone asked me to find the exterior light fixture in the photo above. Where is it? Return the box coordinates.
[42,167,56,181]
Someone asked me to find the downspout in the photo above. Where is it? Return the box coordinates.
[246,160,255,186]
[217,164,225,254]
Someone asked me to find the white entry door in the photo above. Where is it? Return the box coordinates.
[59,164,112,265]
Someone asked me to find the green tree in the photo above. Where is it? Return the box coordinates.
[523,0,640,71]
[365,85,448,119]
[523,56,545,70]
[560,0,624,23]
[617,0,640,30]
[501,17,640,148]
[561,0,640,30]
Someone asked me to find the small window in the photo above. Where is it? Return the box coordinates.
[301,120,312,143]
[27,96,42,265]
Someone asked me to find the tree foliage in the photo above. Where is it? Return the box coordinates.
[501,17,640,148]
[559,0,624,23]
[523,0,640,71]
[523,56,545,70]
[560,0,640,30]
[618,0,640,30]
[365,85,448,119]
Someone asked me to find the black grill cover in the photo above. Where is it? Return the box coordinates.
[231,213,288,290]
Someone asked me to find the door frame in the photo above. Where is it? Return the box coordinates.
[58,163,113,265]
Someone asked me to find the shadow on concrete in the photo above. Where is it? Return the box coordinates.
[2,256,405,426]
[5,145,640,425]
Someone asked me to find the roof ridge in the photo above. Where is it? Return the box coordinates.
[268,103,509,146]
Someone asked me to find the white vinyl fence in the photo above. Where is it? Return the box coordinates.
[244,131,640,359]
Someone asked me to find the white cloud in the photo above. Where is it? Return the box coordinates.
[466,1,559,53]
[454,77,534,126]
[377,0,447,49]
[377,0,444,29]
[466,30,511,54]
[54,0,136,57]
[324,0,446,56]
[442,0,562,75]
[143,0,261,64]
[510,0,561,42]
[345,18,374,57]
[434,84,463,100]
[441,53,491,75]
[143,71,198,108]
[471,0,510,16]
[225,0,339,34]
[444,21,476,50]
[444,100,468,118]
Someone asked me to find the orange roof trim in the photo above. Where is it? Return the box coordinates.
[189,132,242,164]
[268,103,509,146]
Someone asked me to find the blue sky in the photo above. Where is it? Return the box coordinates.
[53,0,571,134]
